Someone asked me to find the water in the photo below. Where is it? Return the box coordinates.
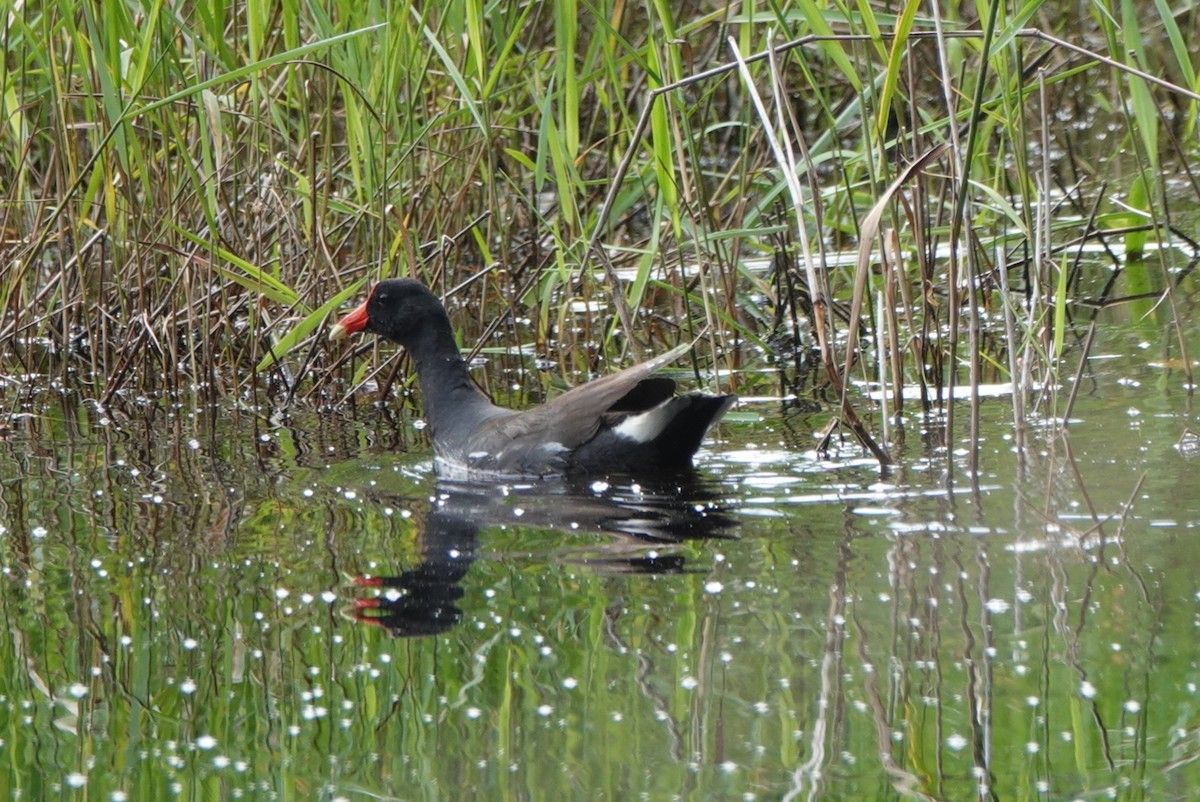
[2,320,1198,801]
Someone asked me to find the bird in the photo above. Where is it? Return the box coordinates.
[329,278,735,479]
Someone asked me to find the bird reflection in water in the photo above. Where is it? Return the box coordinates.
[347,473,738,637]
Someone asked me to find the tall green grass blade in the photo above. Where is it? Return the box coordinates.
[533,84,553,193]
[991,0,1049,52]
[246,0,266,61]
[852,0,887,57]
[125,0,166,105]
[417,17,487,134]
[79,0,130,174]
[1150,0,1196,91]
[1,81,25,174]
[651,0,683,80]
[647,31,679,238]
[1150,1,1198,139]
[1120,0,1159,169]
[649,91,678,233]
[169,225,300,306]
[555,0,579,156]
[465,0,486,88]
[1123,171,1150,258]
[534,80,580,229]
[482,3,535,99]
[876,0,922,140]
[969,180,1030,235]
[794,0,863,91]
[257,279,367,372]
[1053,253,1068,361]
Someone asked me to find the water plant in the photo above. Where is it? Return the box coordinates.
[2,0,1197,471]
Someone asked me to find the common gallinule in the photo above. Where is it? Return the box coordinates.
[329,279,736,478]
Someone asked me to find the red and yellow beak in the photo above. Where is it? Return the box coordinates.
[329,292,371,341]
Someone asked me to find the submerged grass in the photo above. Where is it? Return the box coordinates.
[2,0,1199,470]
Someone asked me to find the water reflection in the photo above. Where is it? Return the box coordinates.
[347,473,739,637]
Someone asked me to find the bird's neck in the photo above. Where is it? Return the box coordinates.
[407,326,494,436]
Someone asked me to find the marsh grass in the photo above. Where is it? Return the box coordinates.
[2,0,1198,468]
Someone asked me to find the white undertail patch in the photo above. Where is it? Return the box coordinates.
[612,402,675,443]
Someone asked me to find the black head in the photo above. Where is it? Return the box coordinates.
[330,279,450,347]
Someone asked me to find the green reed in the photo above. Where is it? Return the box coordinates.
[1,0,1197,468]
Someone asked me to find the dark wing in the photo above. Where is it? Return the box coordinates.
[466,345,692,472]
